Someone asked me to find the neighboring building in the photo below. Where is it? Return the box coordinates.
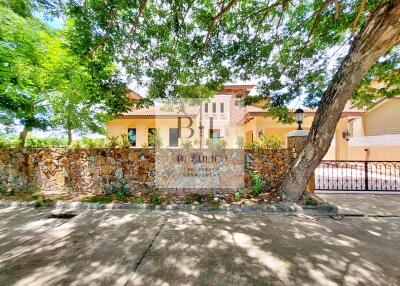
[106,85,366,160]
[343,96,400,161]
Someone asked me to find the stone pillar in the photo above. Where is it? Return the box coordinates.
[286,130,315,193]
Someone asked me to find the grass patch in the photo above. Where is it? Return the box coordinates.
[81,195,113,204]
[304,194,318,206]
[131,195,146,204]
[150,192,162,205]
[0,188,47,202]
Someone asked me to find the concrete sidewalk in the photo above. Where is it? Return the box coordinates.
[0,206,399,285]
[318,193,400,215]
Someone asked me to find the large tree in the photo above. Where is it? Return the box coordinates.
[64,0,400,200]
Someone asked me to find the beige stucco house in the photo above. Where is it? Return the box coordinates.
[336,96,400,161]
[106,85,368,160]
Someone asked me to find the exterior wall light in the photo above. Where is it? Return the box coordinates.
[294,108,305,130]
[342,129,351,141]
[258,130,264,138]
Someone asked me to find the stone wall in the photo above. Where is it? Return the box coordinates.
[0,149,154,195]
[0,148,295,195]
[245,149,293,191]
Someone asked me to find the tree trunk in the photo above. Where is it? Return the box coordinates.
[281,1,400,202]
[19,128,29,148]
[67,128,72,146]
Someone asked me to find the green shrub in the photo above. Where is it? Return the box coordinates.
[236,136,244,149]
[131,196,145,204]
[32,195,53,208]
[71,140,82,148]
[276,190,285,199]
[0,187,7,196]
[33,201,42,208]
[150,192,162,205]
[234,190,246,200]
[304,194,318,206]
[0,136,19,148]
[113,189,128,201]
[80,137,106,148]
[107,136,119,148]
[148,130,162,148]
[249,172,265,196]
[120,134,131,148]
[180,139,193,150]
[244,135,281,150]
[108,184,129,201]
[25,136,67,148]
[0,134,75,148]
[81,196,112,204]
[206,138,227,151]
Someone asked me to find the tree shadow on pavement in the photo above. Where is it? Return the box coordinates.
[0,207,399,286]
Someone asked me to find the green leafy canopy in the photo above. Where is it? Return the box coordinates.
[0,0,132,143]
[65,0,400,122]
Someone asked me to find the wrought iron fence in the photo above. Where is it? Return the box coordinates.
[315,161,400,192]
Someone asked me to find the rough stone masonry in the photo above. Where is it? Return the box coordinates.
[0,147,297,196]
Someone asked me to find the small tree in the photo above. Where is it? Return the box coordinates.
[0,4,52,146]
[44,33,105,145]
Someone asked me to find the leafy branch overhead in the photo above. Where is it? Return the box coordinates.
[65,0,400,122]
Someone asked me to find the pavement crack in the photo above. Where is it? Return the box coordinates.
[133,216,169,272]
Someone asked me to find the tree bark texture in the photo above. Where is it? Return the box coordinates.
[67,128,72,146]
[281,1,400,201]
[19,128,29,147]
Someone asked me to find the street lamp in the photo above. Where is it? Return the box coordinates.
[342,129,351,142]
[294,108,305,130]
[199,123,204,149]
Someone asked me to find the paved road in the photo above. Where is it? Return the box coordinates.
[0,206,399,285]
[318,193,400,215]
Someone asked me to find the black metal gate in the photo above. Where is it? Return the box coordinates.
[315,161,400,192]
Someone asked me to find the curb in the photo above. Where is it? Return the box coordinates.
[0,200,338,215]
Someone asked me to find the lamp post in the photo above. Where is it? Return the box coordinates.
[342,129,351,142]
[294,108,305,130]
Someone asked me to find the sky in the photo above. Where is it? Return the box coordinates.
[34,11,64,29]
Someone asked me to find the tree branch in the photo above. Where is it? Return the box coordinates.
[352,0,367,34]
[125,0,148,61]
[334,0,340,19]
[91,8,118,56]
[203,0,239,48]
[228,0,285,33]
[292,0,335,95]
[133,0,147,31]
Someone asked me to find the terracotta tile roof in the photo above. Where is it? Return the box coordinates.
[127,91,142,99]
[122,105,199,117]
[221,84,256,89]
[245,105,365,115]
[217,84,255,95]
